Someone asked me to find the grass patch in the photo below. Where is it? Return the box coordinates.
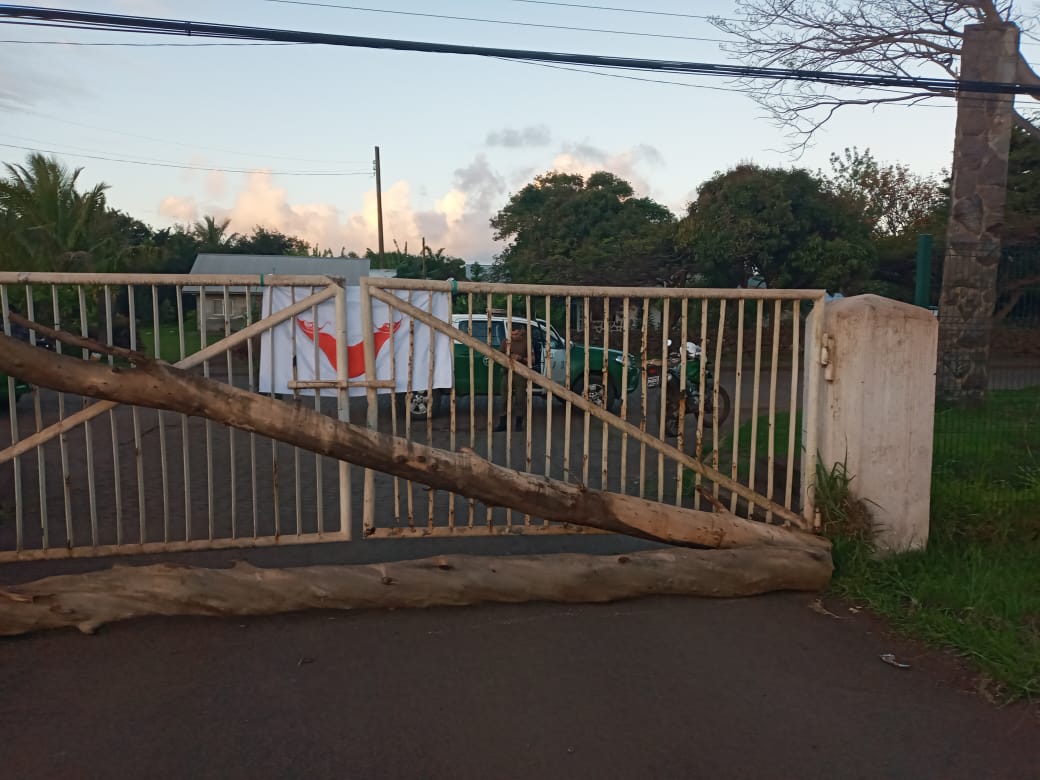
[138,317,202,364]
[683,411,802,495]
[829,387,1040,701]
[831,537,1040,700]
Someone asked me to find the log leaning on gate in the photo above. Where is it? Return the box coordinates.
[0,333,832,634]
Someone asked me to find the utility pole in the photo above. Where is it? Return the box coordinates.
[374,146,385,263]
[936,24,1019,401]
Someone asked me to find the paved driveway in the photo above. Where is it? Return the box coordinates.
[1,590,1036,780]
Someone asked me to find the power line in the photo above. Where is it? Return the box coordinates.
[502,0,720,21]
[258,0,734,44]
[18,112,370,165]
[0,142,374,176]
[0,5,1034,96]
[0,38,301,46]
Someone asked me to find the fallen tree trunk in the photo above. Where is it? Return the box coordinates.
[0,546,833,636]
[0,333,829,553]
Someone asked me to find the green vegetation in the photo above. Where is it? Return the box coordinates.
[832,389,1040,701]
[138,320,202,364]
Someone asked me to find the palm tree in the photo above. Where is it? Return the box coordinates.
[0,153,111,272]
[191,215,239,251]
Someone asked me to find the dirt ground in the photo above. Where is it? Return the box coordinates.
[1,582,1037,780]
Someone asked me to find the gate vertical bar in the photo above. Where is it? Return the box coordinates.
[104,285,124,544]
[25,290,48,549]
[0,286,22,551]
[638,301,649,499]
[802,296,825,528]
[224,285,239,538]
[581,296,591,487]
[359,279,379,536]
[692,299,708,510]
[785,301,802,511]
[619,296,630,496]
[467,293,476,527]
[563,295,573,486]
[675,298,688,507]
[524,295,534,526]
[543,292,553,525]
[289,286,302,537]
[334,281,352,539]
[600,296,609,491]
[505,295,514,527]
[729,300,745,513]
[199,286,215,541]
[244,289,259,539]
[310,289,323,535]
[747,300,764,519]
[52,285,73,547]
[711,300,726,500]
[128,285,146,542]
[484,292,493,528]
[79,286,98,547]
[151,286,171,541]
[426,291,437,530]
[176,285,191,541]
[657,298,670,503]
[765,300,782,522]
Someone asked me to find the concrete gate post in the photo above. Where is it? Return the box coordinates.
[804,295,938,553]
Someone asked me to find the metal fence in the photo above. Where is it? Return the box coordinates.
[358,278,826,538]
[932,244,1040,533]
[1,272,827,561]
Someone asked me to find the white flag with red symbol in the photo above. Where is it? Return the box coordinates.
[258,286,453,397]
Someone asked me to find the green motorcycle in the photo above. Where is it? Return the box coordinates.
[646,340,731,438]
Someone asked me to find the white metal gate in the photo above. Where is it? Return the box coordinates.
[1,273,826,561]
[0,272,355,560]
[356,278,826,539]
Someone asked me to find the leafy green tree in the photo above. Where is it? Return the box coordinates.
[0,153,111,272]
[234,226,312,256]
[1006,126,1040,245]
[191,215,238,252]
[677,164,876,292]
[489,171,679,285]
[366,245,466,280]
[822,148,948,300]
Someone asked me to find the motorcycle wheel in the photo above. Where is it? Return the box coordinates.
[699,386,732,429]
[665,413,681,438]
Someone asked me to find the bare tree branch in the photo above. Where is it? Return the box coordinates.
[711,0,1038,151]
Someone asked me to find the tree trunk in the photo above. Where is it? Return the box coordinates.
[0,547,833,637]
[0,333,828,554]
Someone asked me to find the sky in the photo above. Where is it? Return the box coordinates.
[2,0,1036,262]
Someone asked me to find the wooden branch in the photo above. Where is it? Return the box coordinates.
[6,312,151,364]
[0,547,834,636]
[0,333,830,553]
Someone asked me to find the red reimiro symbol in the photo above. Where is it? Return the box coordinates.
[295,318,403,378]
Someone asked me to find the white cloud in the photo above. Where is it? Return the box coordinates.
[158,168,505,260]
[550,142,664,196]
[158,196,199,223]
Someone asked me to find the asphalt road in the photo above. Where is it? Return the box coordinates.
[1,590,1036,780]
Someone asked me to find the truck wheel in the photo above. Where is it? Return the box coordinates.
[572,373,618,412]
[398,388,443,420]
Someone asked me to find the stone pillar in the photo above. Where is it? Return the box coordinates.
[937,23,1020,401]
[805,295,938,553]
